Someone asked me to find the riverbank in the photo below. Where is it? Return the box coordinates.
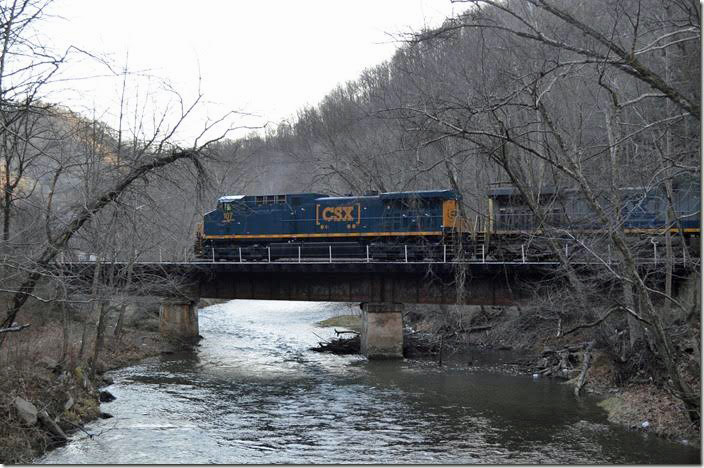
[316,309,700,447]
[413,306,700,448]
[0,289,212,465]
[0,323,171,464]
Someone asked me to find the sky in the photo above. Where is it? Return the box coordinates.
[40,0,460,142]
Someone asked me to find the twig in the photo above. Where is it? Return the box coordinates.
[562,306,621,336]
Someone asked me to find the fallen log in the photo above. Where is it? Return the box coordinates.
[574,341,594,396]
[38,410,67,443]
[0,323,30,334]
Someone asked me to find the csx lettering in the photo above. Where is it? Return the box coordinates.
[321,205,355,222]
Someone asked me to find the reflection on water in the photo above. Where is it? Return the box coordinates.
[39,300,699,464]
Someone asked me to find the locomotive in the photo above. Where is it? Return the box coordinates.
[194,190,468,261]
[487,179,700,260]
[195,182,700,261]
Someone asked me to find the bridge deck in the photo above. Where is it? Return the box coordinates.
[59,257,695,305]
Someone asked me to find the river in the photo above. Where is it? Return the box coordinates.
[39,300,699,464]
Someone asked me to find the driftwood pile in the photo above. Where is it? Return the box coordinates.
[310,329,443,357]
[535,341,594,395]
[403,331,440,357]
[309,330,360,355]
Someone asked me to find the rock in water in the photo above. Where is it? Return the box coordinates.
[99,390,116,402]
[13,397,38,425]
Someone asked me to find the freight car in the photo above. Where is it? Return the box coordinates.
[194,190,470,261]
[486,178,700,260]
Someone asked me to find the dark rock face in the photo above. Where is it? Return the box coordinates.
[99,390,116,403]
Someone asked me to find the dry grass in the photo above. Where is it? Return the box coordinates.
[316,314,362,333]
[597,385,700,445]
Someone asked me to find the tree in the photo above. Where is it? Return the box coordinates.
[0,0,69,243]
[400,0,700,421]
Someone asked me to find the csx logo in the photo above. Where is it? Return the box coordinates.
[316,204,360,224]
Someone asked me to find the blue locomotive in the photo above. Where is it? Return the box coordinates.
[488,181,700,232]
[195,190,465,260]
[486,178,700,259]
[195,181,700,261]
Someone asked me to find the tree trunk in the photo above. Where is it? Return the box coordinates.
[60,292,69,363]
[80,258,102,359]
[2,176,11,242]
[90,300,108,379]
[113,259,134,343]
[623,275,643,350]
[92,260,116,378]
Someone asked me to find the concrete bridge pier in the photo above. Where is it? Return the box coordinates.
[159,299,199,342]
[360,303,404,359]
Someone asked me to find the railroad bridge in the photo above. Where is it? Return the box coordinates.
[63,259,559,358]
[64,257,694,358]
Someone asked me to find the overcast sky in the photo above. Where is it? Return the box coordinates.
[41,0,460,141]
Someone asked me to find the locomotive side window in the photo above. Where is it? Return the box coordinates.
[255,194,287,205]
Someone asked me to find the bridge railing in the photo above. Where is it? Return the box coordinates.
[182,242,698,266]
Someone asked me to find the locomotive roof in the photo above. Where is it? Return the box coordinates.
[488,186,558,197]
[379,190,460,200]
[320,190,459,201]
[218,193,328,203]
[218,195,245,202]
[218,190,460,203]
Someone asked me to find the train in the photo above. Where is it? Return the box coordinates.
[194,181,700,262]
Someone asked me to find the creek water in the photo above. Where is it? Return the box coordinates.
[39,300,699,464]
